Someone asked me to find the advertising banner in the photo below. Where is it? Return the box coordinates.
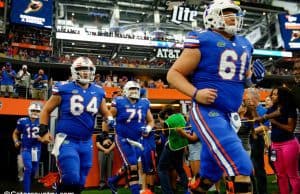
[10,0,53,28]
[278,13,300,50]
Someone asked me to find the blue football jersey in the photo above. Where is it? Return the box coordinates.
[16,117,40,148]
[184,30,253,113]
[53,81,106,139]
[112,96,151,141]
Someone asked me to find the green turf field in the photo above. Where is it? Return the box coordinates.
[82,175,279,194]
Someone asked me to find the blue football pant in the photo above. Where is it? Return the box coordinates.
[22,147,41,193]
[57,139,93,188]
[115,135,141,194]
[190,104,253,182]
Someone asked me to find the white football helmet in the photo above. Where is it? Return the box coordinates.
[203,0,244,35]
[28,103,41,119]
[71,57,96,84]
[123,81,141,99]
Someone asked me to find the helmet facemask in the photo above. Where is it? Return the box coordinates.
[71,57,95,84]
[72,66,95,84]
[28,104,41,119]
[203,1,244,35]
[126,87,140,99]
[221,9,243,35]
[124,81,141,99]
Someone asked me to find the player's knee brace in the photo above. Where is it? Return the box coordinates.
[127,165,139,185]
[225,176,252,194]
[188,174,214,193]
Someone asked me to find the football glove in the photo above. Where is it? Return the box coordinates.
[251,59,265,84]
[141,125,152,135]
[107,116,116,129]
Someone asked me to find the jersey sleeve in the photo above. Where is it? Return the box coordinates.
[97,86,106,100]
[184,31,200,48]
[142,98,151,109]
[16,118,24,132]
[111,97,118,107]
[52,81,70,96]
[51,82,63,95]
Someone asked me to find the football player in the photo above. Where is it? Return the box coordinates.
[38,57,113,193]
[167,0,265,193]
[12,103,42,193]
[107,81,155,194]
[140,131,156,193]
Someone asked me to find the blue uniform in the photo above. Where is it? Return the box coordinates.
[52,81,106,187]
[112,96,150,166]
[186,30,253,182]
[16,117,41,192]
[140,132,156,173]
[111,96,151,194]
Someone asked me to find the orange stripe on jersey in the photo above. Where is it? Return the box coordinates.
[184,43,199,48]
[186,35,198,39]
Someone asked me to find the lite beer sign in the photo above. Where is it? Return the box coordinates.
[171,6,197,24]
[156,48,181,59]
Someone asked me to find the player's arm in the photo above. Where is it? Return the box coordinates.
[141,109,155,136]
[167,48,200,98]
[167,48,217,105]
[146,109,155,129]
[38,95,61,143]
[99,98,115,131]
[99,98,112,119]
[12,129,21,148]
[110,106,117,117]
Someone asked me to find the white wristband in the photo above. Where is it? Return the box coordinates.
[145,125,152,133]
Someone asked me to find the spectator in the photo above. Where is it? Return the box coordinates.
[147,79,155,88]
[96,130,115,190]
[118,76,128,89]
[32,69,48,100]
[267,87,300,194]
[112,74,118,86]
[140,80,148,98]
[237,100,253,154]
[112,89,122,99]
[103,75,114,87]
[157,106,189,194]
[291,59,300,132]
[155,79,165,89]
[94,73,103,86]
[0,62,16,97]
[15,65,31,98]
[245,88,270,194]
